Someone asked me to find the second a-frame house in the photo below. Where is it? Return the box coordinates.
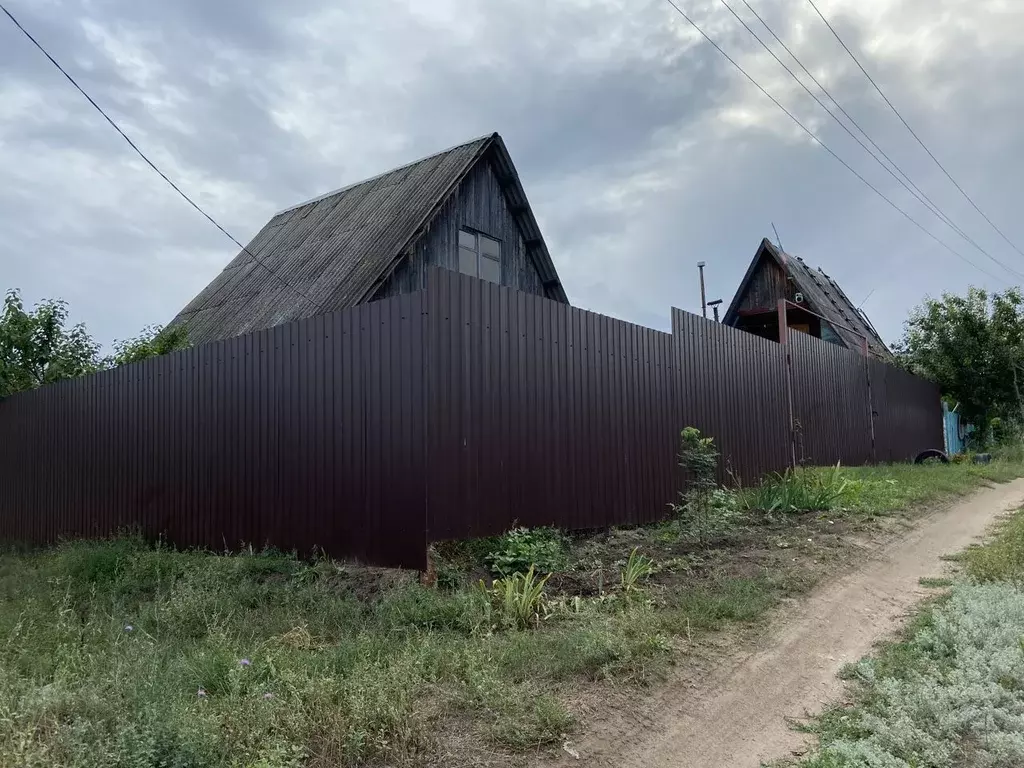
[171,133,569,345]
[723,238,893,361]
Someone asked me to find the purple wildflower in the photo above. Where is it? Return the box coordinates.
[124,625,133,632]
[262,692,274,700]
[239,658,251,667]
[197,688,207,698]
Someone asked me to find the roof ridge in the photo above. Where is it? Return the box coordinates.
[274,133,496,216]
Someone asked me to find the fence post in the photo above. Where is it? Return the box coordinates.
[778,299,797,469]
[866,356,877,463]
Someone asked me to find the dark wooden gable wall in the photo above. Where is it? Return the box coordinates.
[734,254,849,349]
[735,256,795,313]
[371,156,548,300]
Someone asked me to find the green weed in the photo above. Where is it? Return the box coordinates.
[660,577,777,632]
[485,527,567,577]
[840,461,1024,515]
[374,583,490,635]
[621,548,655,594]
[743,459,1024,520]
[964,509,1024,583]
[484,566,550,629]
[3,461,1021,766]
[488,693,573,749]
[740,464,854,514]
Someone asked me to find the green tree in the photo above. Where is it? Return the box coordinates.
[0,289,190,398]
[107,324,189,367]
[897,287,1024,436]
[670,427,738,546]
[0,289,100,397]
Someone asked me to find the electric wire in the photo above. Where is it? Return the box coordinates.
[806,0,1024,260]
[0,2,323,310]
[721,0,1024,280]
[659,0,1006,284]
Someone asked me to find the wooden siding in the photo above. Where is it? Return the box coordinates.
[735,257,793,313]
[372,158,552,301]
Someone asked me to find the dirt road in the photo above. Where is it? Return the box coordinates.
[550,479,1024,768]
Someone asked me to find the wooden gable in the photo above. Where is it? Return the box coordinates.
[723,238,893,360]
[734,254,795,314]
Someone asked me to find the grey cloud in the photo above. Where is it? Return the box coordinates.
[1,0,1022,352]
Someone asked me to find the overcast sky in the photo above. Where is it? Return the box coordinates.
[1,0,1021,349]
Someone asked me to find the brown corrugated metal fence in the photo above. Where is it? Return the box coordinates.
[425,270,678,540]
[868,357,944,464]
[0,271,943,568]
[788,330,875,466]
[0,293,428,568]
[671,309,792,484]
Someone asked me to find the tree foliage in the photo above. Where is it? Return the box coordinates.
[897,287,1024,435]
[0,289,189,398]
[108,324,190,367]
[0,290,100,397]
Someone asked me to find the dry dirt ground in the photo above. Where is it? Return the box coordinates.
[540,478,1024,768]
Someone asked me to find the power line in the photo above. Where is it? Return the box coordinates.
[805,0,1024,261]
[0,2,323,311]
[737,0,1003,263]
[658,0,1006,284]
[720,0,1024,281]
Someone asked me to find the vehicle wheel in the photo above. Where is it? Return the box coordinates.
[913,449,949,464]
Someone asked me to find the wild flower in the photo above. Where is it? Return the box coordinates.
[124,625,133,632]
[197,688,207,698]
[239,658,251,667]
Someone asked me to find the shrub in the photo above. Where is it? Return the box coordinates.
[484,566,550,629]
[804,583,1024,768]
[991,438,1024,464]
[485,527,567,577]
[670,428,739,545]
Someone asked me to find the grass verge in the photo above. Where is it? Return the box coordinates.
[1,459,1021,767]
[741,459,1023,520]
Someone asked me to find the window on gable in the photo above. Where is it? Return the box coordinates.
[457,228,501,284]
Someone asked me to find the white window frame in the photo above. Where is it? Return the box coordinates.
[458,228,501,284]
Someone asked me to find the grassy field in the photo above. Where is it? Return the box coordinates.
[1,457,1022,767]
[791,507,1024,768]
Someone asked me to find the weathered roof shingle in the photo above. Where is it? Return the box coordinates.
[171,133,564,345]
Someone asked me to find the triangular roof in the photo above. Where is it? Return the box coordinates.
[724,238,891,359]
[171,133,567,345]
